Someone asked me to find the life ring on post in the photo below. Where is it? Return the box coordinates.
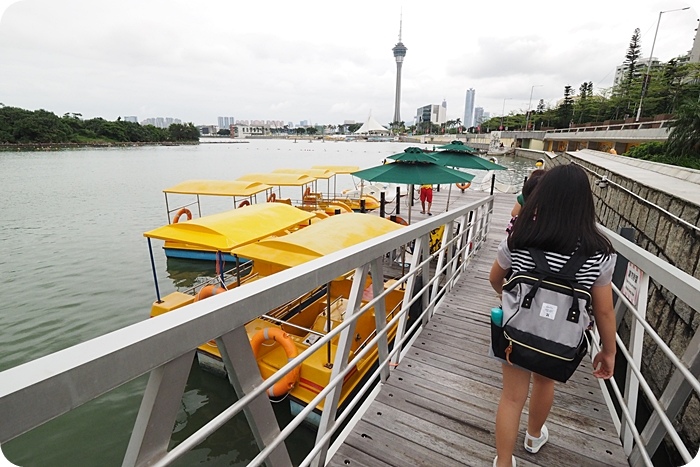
[173,208,192,223]
[194,284,227,302]
[250,327,300,397]
[238,199,250,208]
[267,192,276,203]
[535,158,545,168]
[455,182,471,192]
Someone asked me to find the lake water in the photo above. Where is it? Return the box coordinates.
[0,139,535,466]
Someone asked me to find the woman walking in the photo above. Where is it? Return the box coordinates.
[489,164,617,467]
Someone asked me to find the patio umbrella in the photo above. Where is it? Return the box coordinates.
[436,140,480,153]
[352,147,474,224]
[431,146,507,210]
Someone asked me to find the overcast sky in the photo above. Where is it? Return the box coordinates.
[0,0,698,127]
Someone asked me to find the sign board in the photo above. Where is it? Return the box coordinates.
[621,262,643,307]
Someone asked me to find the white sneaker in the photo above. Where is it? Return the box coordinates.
[492,455,516,467]
[524,424,549,453]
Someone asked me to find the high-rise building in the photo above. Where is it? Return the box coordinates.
[123,116,138,123]
[392,15,407,124]
[218,116,235,129]
[415,104,446,126]
[464,89,475,128]
[474,107,484,126]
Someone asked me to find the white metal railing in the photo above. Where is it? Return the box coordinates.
[592,226,700,466]
[0,196,494,466]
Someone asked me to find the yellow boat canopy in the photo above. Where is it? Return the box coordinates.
[229,214,403,269]
[143,203,315,251]
[273,168,335,180]
[311,165,360,174]
[163,179,272,197]
[237,173,316,187]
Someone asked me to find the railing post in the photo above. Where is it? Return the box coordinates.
[312,264,370,467]
[123,351,196,467]
[370,258,390,383]
[622,270,650,455]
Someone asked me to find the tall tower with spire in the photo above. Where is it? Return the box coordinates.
[392,14,407,125]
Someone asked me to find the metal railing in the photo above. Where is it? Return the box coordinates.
[0,196,494,466]
[2,193,699,466]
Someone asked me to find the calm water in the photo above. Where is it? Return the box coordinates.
[0,139,534,466]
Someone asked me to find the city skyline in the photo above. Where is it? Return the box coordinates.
[1,0,697,127]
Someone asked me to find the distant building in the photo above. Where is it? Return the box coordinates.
[415,103,446,127]
[464,89,475,128]
[613,57,662,87]
[123,116,138,123]
[691,26,700,63]
[474,107,484,126]
[141,117,181,128]
[218,116,235,129]
[198,125,217,135]
[299,120,309,127]
[231,125,264,138]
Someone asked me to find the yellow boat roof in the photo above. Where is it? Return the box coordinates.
[163,180,272,197]
[237,173,316,186]
[229,214,403,269]
[311,165,360,174]
[273,168,335,180]
[143,203,315,251]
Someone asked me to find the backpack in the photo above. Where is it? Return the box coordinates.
[491,248,592,382]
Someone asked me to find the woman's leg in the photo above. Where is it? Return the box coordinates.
[526,372,555,438]
[495,364,531,466]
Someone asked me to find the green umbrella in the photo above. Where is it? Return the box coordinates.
[387,146,439,163]
[432,151,507,170]
[436,140,480,153]
[352,158,474,224]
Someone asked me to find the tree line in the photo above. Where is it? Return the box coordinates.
[0,106,200,145]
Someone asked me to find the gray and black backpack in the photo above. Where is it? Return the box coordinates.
[491,248,592,382]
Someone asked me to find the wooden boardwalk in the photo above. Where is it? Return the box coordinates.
[329,189,629,467]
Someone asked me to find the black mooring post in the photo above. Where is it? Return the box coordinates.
[490,174,496,195]
[360,199,366,213]
[380,192,386,218]
[396,186,401,215]
[436,184,440,192]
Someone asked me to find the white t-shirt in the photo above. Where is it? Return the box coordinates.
[496,238,616,288]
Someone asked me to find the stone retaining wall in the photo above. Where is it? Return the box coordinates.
[554,152,700,461]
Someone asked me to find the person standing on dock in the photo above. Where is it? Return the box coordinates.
[419,184,433,215]
[488,164,617,467]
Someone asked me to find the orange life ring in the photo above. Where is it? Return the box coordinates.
[393,216,409,226]
[267,192,276,203]
[455,182,471,192]
[173,208,192,223]
[238,199,250,208]
[194,284,227,302]
[250,327,300,397]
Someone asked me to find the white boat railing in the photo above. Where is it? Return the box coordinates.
[0,196,495,467]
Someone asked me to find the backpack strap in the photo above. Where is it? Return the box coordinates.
[526,248,589,323]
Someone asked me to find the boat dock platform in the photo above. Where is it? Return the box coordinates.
[329,189,629,466]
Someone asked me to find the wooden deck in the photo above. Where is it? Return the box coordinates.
[329,189,629,467]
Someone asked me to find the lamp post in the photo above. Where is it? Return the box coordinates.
[500,98,512,130]
[525,85,543,131]
[636,7,690,122]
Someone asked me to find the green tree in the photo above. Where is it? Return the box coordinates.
[557,85,575,127]
[665,99,700,162]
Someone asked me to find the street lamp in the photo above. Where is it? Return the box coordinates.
[500,97,512,130]
[525,85,543,131]
[636,7,690,122]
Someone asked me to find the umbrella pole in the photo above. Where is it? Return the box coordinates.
[446,183,453,212]
[408,184,413,224]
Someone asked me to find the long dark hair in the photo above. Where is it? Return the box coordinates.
[508,164,614,256]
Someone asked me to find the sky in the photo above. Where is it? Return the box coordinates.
[0,0,699,128]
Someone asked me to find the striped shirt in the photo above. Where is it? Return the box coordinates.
[497,238,616,288]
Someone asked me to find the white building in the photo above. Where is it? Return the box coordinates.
[613,57,661,87]
[415,102,447,127]
[123,116,138,123]
[218,116,235,129]
[464,89,475,128]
